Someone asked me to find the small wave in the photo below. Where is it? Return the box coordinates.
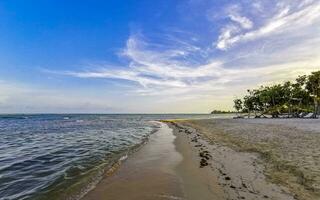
[156,194,183,199]
[71,134,154,200]
[64,165,85,179]
[63,154,129,200]
[0,114,188,200]
[119,154,128,161]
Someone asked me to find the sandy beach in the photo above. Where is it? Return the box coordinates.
[81,118,320,200]
[167,118,320,200]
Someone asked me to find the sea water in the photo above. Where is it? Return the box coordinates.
[0,114,210,200]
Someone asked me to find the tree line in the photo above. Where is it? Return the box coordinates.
[233,70,320,118]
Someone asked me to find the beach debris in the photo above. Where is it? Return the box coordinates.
[199,151,211,160]
[199,150,212,168]
[200,158,209,168]
[191,137,198,142]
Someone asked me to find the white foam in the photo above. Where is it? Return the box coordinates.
[119,154,128,161]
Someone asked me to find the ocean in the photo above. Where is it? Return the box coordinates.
[0,114,211,200]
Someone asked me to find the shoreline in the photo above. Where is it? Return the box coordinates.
[81,122,184,200]
[81,121,226,200]
[170,122,226,200]
[80,118,319,200]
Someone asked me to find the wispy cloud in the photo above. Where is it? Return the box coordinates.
[61,34,225,92]
[44,0,320,112]
[56,32,320,99]
[227,4,253,29]
[216,0,320,50]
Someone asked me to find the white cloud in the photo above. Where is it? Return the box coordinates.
[228,14,253,29]
[63,34,225,91]
[58,31,320,105]
[216,25,240,50]
[216,0,320,50]
[226,4,253,29]
[41,0,320,112]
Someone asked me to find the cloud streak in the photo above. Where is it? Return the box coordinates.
[216,0,320,50]
[60,33,320,98]
[63,34,225,91]
[45,0,320,112]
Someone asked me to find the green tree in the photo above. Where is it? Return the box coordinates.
[243,90,255,118]
[234,70,320,118]
[233,98,243,116]
[306,71,320,118]
[291,75,311,114]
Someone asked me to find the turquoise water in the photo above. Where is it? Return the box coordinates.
[0,114,211,200]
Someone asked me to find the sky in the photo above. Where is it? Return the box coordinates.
[0,0,319,113]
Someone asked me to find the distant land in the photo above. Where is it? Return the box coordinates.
[210,110,236,114]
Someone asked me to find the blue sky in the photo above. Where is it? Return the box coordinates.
[0,0,319,113]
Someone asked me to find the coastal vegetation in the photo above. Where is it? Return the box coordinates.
[234,70,320,118]
[210,110,235,114]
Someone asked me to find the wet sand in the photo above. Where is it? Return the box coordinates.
[172,124,226,200]
[82,122,183,200]
[82,122,224,200]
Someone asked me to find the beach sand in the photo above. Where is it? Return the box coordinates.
[82,122,225,200]
[82,118,319,200]
[169,118,320,200]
